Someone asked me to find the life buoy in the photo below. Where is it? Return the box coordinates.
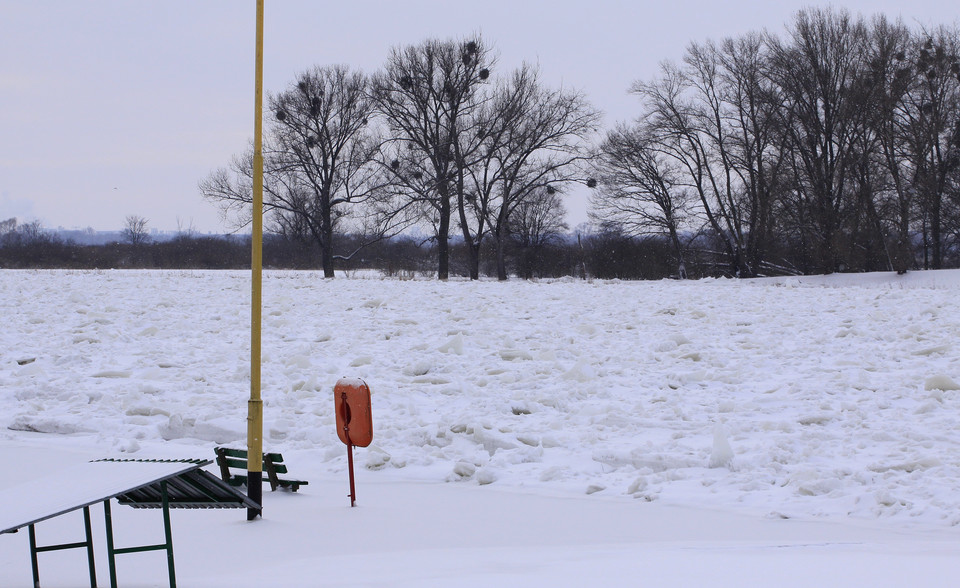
[334,378,373,447]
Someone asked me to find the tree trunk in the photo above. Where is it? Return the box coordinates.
[494,209,509,281]
[321,246,335,278]
[467,243,480,280]
[496,237,508,281]
[437,187,451,280]
[321,195,335,278]
[455,177,481,281]
[930,195,942,270]
[893,207,911,275]
[668,226,686,279]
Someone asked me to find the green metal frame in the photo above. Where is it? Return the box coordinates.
[27,506,97,588]
[104,480,177,588]
[5,459,259,587]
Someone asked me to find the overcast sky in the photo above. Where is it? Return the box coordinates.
[1,1,957,233]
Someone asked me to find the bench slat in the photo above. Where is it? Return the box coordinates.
[219,457,248,470]
[218,447,248,459]
[214,447,307,492]
[217,449,284,463]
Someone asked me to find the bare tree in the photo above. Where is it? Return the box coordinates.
[632,58,754,276]
[372,36,494,280]
[122,215,150,246]
[716,33,788,274]
[768,8,873,273]
[902,28,960,269]
[625,33,793,277]
[510,186,569,279]
[847,15,912,273]
[478,65,600,280]
[591,123,691,277]
[0,217,16,238]
[175,216,197,239]
[202,65,401,277]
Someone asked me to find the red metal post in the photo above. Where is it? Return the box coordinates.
[347,443,356,507]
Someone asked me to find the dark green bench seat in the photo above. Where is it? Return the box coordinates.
[214,447,308,492]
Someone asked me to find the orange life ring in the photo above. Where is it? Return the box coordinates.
[334,378,373,447]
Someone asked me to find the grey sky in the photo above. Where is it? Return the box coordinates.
[1,1,956,233]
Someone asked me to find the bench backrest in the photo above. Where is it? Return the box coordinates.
[215,448,290,475]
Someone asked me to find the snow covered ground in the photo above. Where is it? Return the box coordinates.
[2,269,960,586]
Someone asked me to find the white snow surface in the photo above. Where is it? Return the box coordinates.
[3,269,960,586]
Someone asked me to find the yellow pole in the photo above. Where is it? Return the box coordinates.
[247,0,265,521]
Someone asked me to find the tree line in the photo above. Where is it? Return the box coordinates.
[592,8,960,277]
[0,215,720,279]
[5,8,960,279]
[201,35,601,280]
[199,8,960,279]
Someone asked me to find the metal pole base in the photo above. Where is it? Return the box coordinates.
[247,480,262,520]
[347,444,356,507]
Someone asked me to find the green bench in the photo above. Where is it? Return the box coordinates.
[214,447,308,492]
